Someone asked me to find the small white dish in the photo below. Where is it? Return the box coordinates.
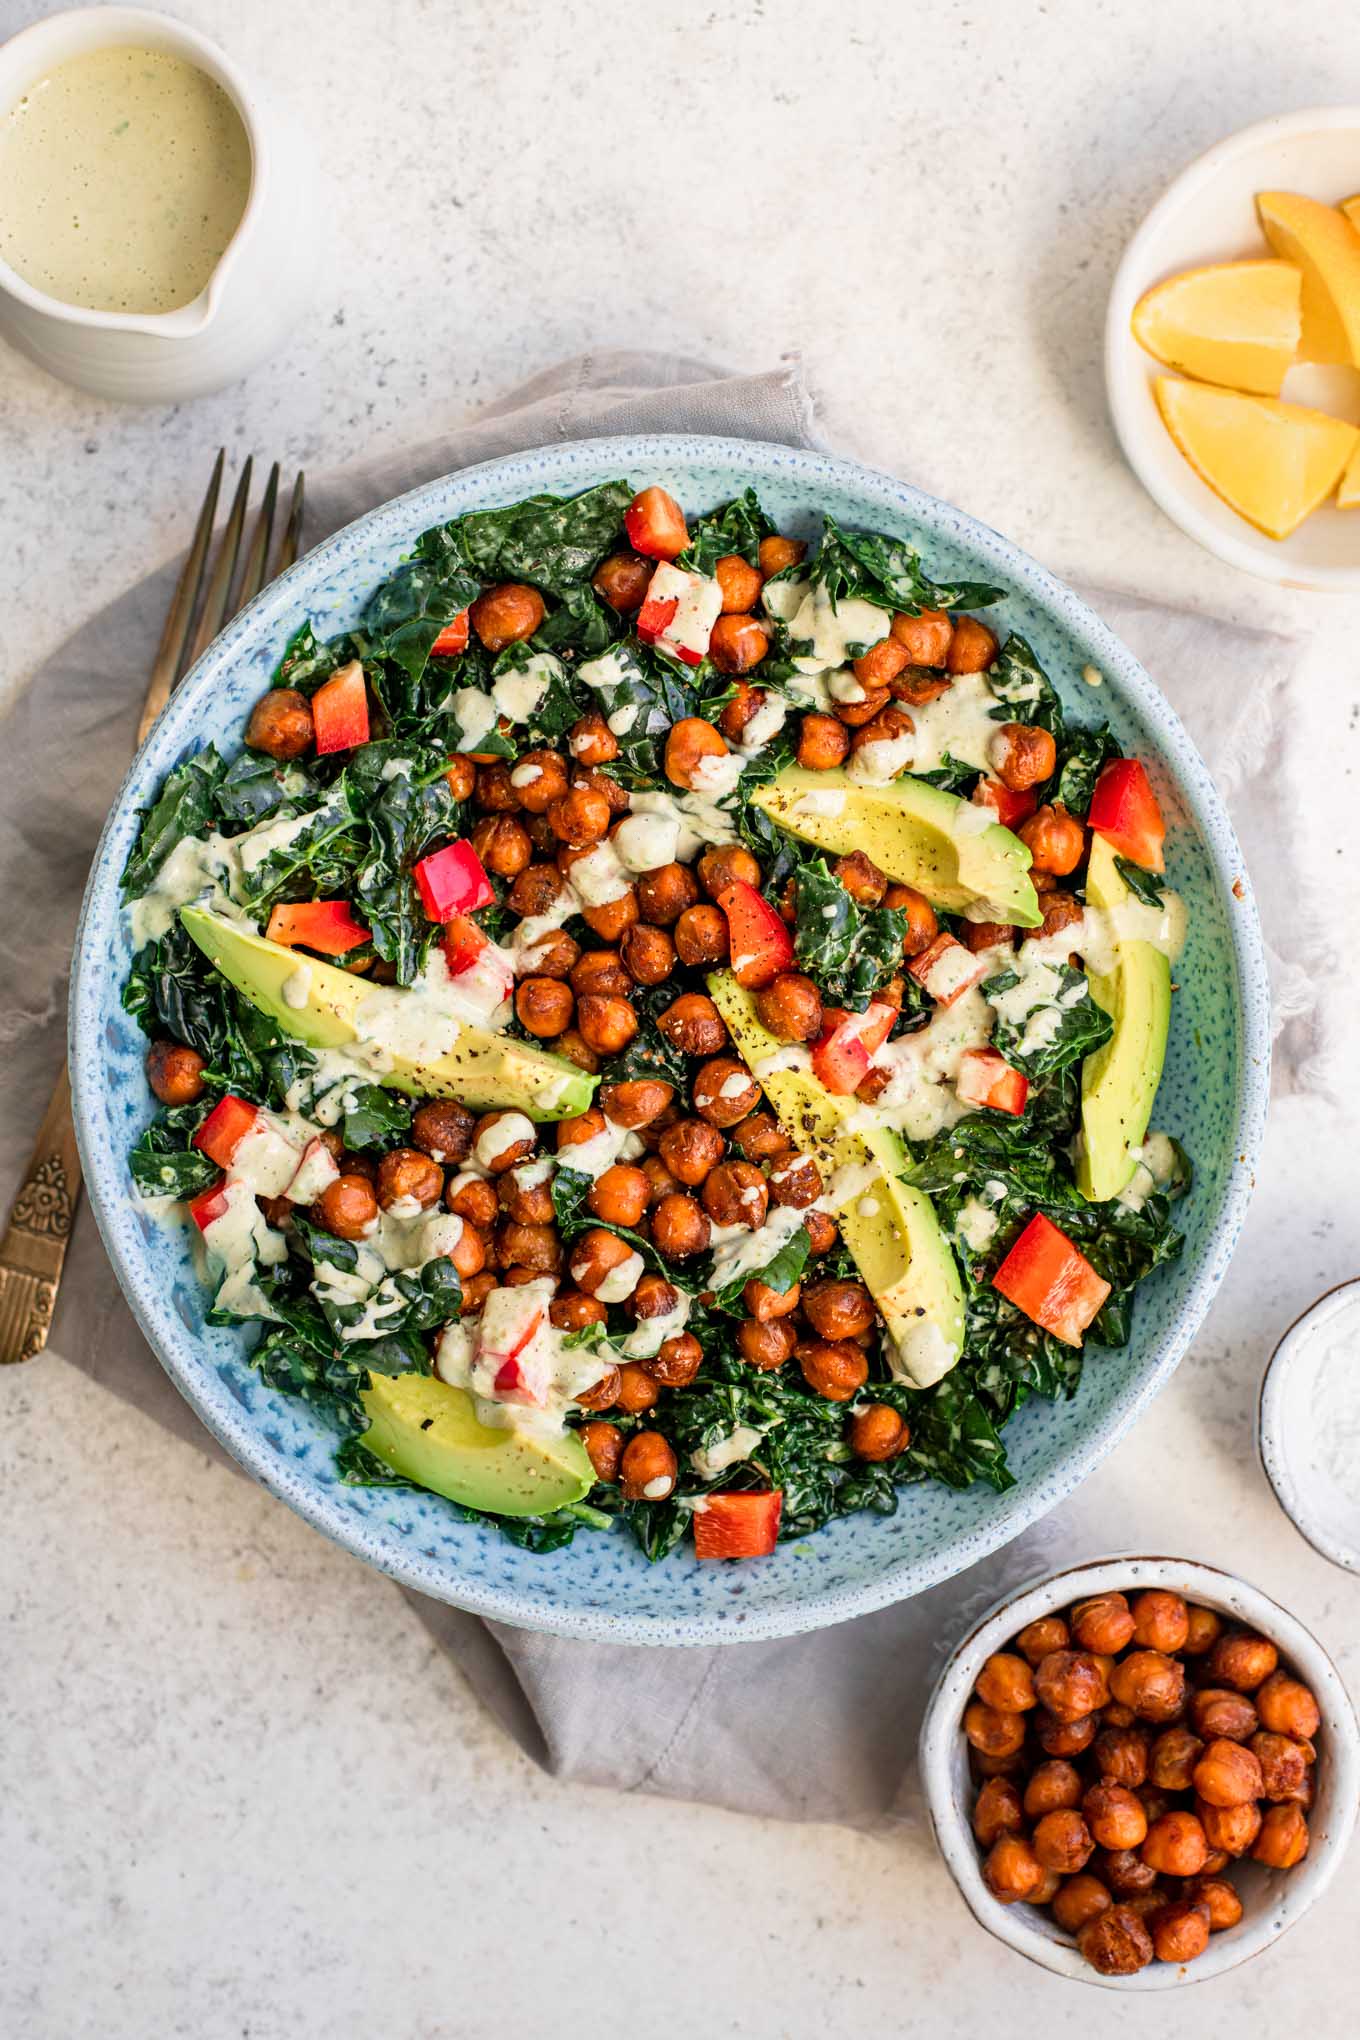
[1106,107,1360,591]
[1259,1280,1360,1573]
[919,1555,1359,1990]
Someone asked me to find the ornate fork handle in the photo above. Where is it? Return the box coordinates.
[0,1065,81,1363]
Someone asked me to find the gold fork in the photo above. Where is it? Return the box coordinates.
[0,454,306,1365]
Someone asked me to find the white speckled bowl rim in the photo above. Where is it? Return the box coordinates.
[1258,1279,1360,1573]
[69,434,1271,1645]
[919,1554,1360,1989]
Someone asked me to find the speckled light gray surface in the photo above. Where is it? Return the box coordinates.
[4,0,1360,2034]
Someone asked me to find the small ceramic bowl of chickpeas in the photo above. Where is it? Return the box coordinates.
[919,1557,1359,1989]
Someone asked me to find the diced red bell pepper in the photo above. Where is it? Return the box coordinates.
[637,563,722,665]
[957,1048,1029,1117]
[718,881,796,989]
[693,1490,783,1560]
[430,610,470,658]
[487,1306,546,1404]
[908,931,989,1008]
[311,659,370,755]
[810,1001,897,1096]
[187,1179,230,1232]
[992,1213,1111,1348]
[265,900,370,956]
[635,593,680,645]
[624,485,689,561]
[192,1095,259,1169]
[414,839,495,922]
[443,913,489,974]
[973,777,1037,831]
[1088,758,1165,870]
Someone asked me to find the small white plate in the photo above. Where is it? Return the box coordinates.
[1259,1280,1360,1572]
[1106,107,1360,591]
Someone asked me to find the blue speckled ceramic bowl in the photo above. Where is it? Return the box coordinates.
[70,436,1271,1646]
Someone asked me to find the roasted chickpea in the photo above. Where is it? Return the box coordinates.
[474,762,522,813]
[1016,1616,1070,1666]
[946,615,999,675]
[576,994,638,1057]
[447,1175,498,1226]
[1096,1846,1158,1897]
[504,750,567,817]
[975,1653,1038,1715]
[1140,1809,1208,1879]
[888,665,953,707]
[674,903,729,967]
[1207,1631,1279,1693]
[1255,1670,1320,1740]
[1036,1650,1111,1724]
[1083,1783,1148,1852]
[612,1363,660,1416]
[889,608,954,665]
[473,813,534,880]
[1149,1726,1203,1793]
[754,972,823,1044]
[567,709,621,768]
[694,846,759,902]
[797,1337,868,1402]
[568,950,629,1001]
[1250,1732,1312,1801]
[982,1834,1046,1905]
[1124,1588,1189,1655]
[972,1775,1025,1848]
[701,1160,768,1229]
[692,1057,760,1127]
[658,1118,725,1186]
[658,992,728,1058]
[550,1290,608,1332]
[708,551,762,615]
[555,1106,606,1155]
[1023,1761,1082,1819]
[647,1333,703,1387]
[598,1079,674,1131]
[1151,1897,1210,1966]
[592,552,652,613]
[1186,1877,1244,1932]
[636,862,700,927]
[443,752,477,800]
[989,721,1056,793]
[145,1040,206,1106]
[880,882,938,959]
[1033,1809,1095,1875]
[245,686,313,759]
[587,1164,650,1230]
[849,1404,908,1461]
[316,1173,379,1241]
[1091,1725,1150,1789]
[472,1111,536,1174]
[1078,1904,1153,1975]
[800,1279,875,1345]
[374,1147,443,1212]
[641,1154,679,1205]
[1071,1592,1136,1656]
[1109,1650,1186,1724]
[626,1272,678,1325]
[548,785,612,850]
[1052,1873,1112,1935]
[850,635,910,692]
[830,850,887,908]
[458,1270,497,1315]
[709,613,770,674]
[730,1111,791,1163]
[470,582,544,651]
[1019,804,1086,878]
[507,862,566,922]
[455,1223,493,1279]
[743,1275,802,1321]
[497,1221,561,1274]
[1193,1739,1264,1809]
[797,712,851,771]
[664,718,730,790]
[738,1317,797,1371]
[847,704,915,773]
[619,1429,678,1502]
[831,683,889,730]
[579,1419,624,1483]
[1252,1803,1309,1870]
[568,1228,639,1299]
[618,923,675,988]
[513,976,573,1039]
[1189,1687,1258,1743]
[767,1150,822,1211]
[1200,1847,1231,1877]
[1183,1604,1224,1656]
[1102,1702,1137,1730]
[758,534,806,577]
[1034,1710,1097,1758]
[1196,1798,1262,1857]
[649,1192,711,1260]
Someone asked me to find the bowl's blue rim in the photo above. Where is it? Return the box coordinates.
[69,432,1272,1646]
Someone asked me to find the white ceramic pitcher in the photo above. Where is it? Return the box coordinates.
[0,7,321,402]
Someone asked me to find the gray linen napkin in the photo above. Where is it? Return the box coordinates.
[0,351,1323,1824]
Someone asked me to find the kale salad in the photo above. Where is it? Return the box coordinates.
[120,476,1190,1563]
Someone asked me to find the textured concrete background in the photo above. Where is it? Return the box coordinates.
[3,2,1359,2034]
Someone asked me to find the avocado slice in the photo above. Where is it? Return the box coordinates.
[707,970,966,1387]
[180,905,595,1121]
[1077,834,1172,1202]
[360,1371,594,1515]
[750,766,1042,928]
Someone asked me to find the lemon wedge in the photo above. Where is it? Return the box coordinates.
[1338,436,1360,510]
[1342,194,1360,236]
[1257,191,1360,365]
[1154,379,1359,538]
[1131,261,1301,395]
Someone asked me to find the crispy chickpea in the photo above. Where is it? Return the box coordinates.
[738,1317,797,1371]
[245,686,314,759]
[619,1429,678,1502]
[587,1164,650,1229]
[797,1337,868,1402]
[448,1175,498,1226]
[627,1272,678,1324]
[517,928,578,981]
[612,1363,660,1416]
[647,1333,703,1387]
[550,1290,607,1332]
[444,753,477,800]
[1193,1739,1264,1809]
[1141,1809,1209,1879]
[615,923,672,989]
[711,552,764,614]
[831,683,889,730]
[375,1148,443,1212]
[1083,1783,1148,1852]
[1034,1710,1097,1758]
[453,1224,491,1279]
[889,665,952,707]
[549,785,612,849]
[579,1420,624,1483]
[701,1160,768,1229]
[568,710,621,768]
[316,1173,379,1241]
[1052,1873,1112,1935]
[989,721,1056,793]
[710,613,770,674]
[1183,1604,1224,1655]
[572,1357,619,1407]
[649,1192,711,1260]
[852,636,911,691]
[768,1150,822,1210]
[472,1111,536,1174]
[458,1270,497,1315]
[1091,1725,1150,1789]
[1102,1701,1137,1729]
[641,1153,679,1205]
[568,1228,639,1299]
[470,582,544,651]
[1016,1616,1070,1666]
[743,1275,801,1321]
[802,1279,876,1345]
[507,862,566,922]
[497,1222,560,1274]
[890,608,954,665]
[805,1210,838,1255]
[1024,1762,1082,1818]
[1071,1592,1136,1656]
[474,762,522,814]
[1251,1732,1312,1801]
[1036,1650,1111,1724]
[636,862,700,926]
[1078,1904,1154,1976]
[674,903,730,967]
[658,1118,725,1185]
[823,859,883,918]
[1097,1846,1158,1897]
[1186,1878,1244,1932]
[975,1653,1037,1715]
[1207,1632,1279,1692]
[658,993,728,1057]
[972,1776,1025,1848]
[473,814,533,879]
[514,976,574,1039]
[946,615,999,675]
[758,534,806,577]
[982,1834,1046,1905]
[849,1404,908,1461]
[847,704,915,772]
[570,949,631,1000]
[1033,1809,1095,1875]
[576,994,638,1057]
[1252,1803,1309,1870]
[1149,1727,1203,1793]
[1189,1688,1258,1743]
[555,1107,606,1154]
[507,749,569,816]
[145,1040,206,1106]
[1109,1650,1186,1724]
[1255,1670,1320,1740]
[881,882,939,958]
[696,845,760,900]
[731,1111,791,1163]
[1196,1798,1262,1857]
[1200,1847,1231,1877]
[592,552,652,613]
[1019,803,1086,878]
[598,1079,674,1130]
[797,712,851,771]
[664,717,730,790]
[692,1057,761,1127]
[754,972,823,1044]
[1125,1588,1189,1655]
[1152,1897,1210,1966]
